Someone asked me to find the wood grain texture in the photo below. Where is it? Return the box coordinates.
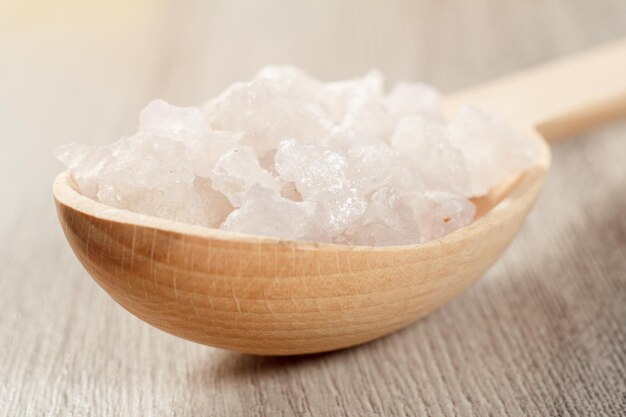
[1,0,626,415]
[444,38,626,141]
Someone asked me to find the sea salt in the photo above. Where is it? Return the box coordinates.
[56,66,539,246]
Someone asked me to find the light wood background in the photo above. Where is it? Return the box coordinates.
[1,1,625,415]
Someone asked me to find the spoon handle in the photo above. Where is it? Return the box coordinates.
[444,38,626,142]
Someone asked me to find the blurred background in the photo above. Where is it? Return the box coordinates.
[1,1,625,416]
[2,0,626,226]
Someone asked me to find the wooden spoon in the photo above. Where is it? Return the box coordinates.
[54,39,626,355]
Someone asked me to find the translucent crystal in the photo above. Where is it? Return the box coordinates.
[184,130,241,178]
[211,145,277,207]
[57,66,539,246]
[222,186,328,242]
[204,67,333,155]
[275,138,366,237]
[404,190,477,243]
[391,116,471,196]
[326,70,394,143]
[194,177,234,228]
[57,134,212,226]
[339,187,421,246]
[346,138,423,195]
[139,100,242,178]
[55,143,112,199]
[139,99,208,141]
[385,82,444,122]
[448,106,540,196]
[322,71,383,119]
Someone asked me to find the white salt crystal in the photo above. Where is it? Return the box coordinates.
[55,143,111,199]
[211,145,277,207]
[222,186,328,242]
[391,115,471,196]
[346,138,423,195]
[322,70,385,125]
[204,67,333,155]
[57,66,539,246]
[184,130,241,178]
[193,177,234,227]
[139,99,242,178]
[340,188,475,245]
[59,134,211,225]
[275,138,366,237]
[338,187,421,246]
[385,82,443,122]
[404,190,476,243]
[327,70,394,143]
[448,106,540,196]
[139,99,208,140]
[94,135,206,225]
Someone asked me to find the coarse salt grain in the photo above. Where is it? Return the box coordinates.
[56,66,539,246]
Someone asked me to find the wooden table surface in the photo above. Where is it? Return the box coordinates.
[1,1,625,415]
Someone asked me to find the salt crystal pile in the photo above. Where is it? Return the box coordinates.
[56,67,539,246]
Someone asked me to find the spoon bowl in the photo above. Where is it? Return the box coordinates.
[54,39,626,355]
[53,131,549,355]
